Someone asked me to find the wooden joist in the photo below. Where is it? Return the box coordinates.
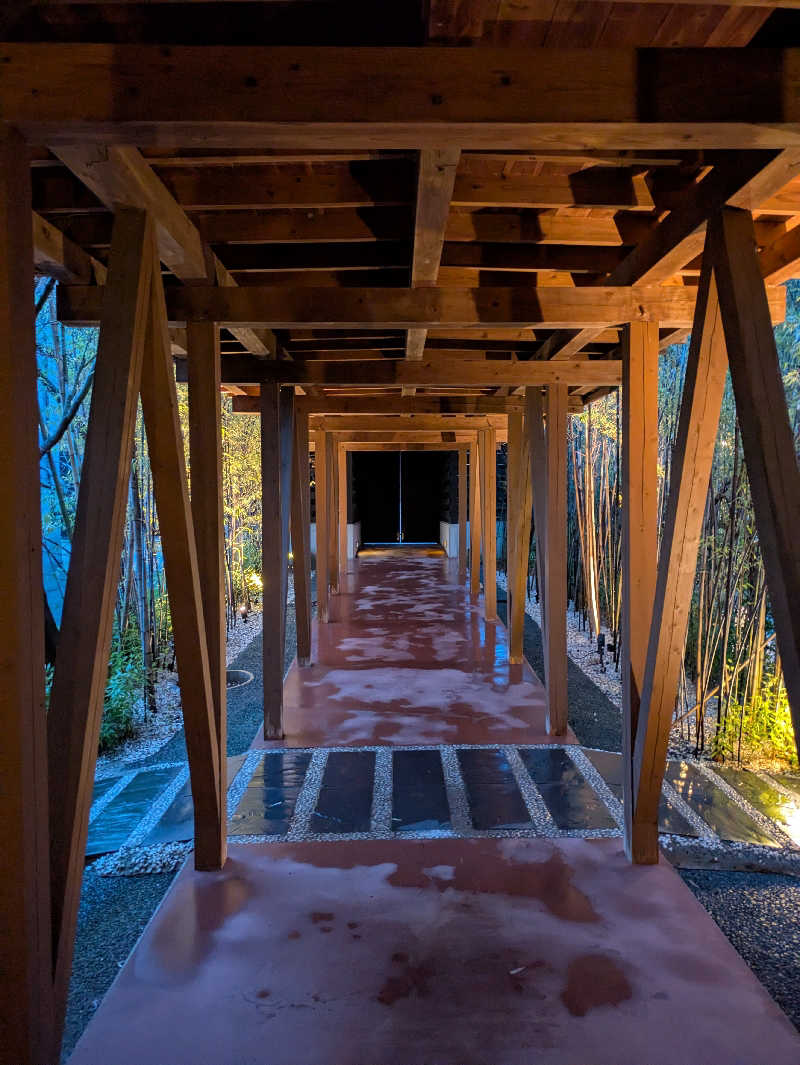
[192,207,413,245]
[451,169,654,210]
[0,128,54,1065]
[241,395,526,415]
[445,211,623,246]
[59,282,786,329]
[8,46,800,149]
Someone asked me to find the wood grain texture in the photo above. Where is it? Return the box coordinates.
[0,128,54,1065]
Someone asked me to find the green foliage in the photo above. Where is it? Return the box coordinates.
[99,627,144,753]
[715,675,799,769]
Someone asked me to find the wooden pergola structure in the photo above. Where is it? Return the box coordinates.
[3,4,800,1061]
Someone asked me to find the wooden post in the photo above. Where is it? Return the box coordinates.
[469,438,481,596]
[314,430,329,622]
[458,446,468,583]
[481,428,497,620]
[632,258,728,863]
[142,250,224,870]
[338,441,347,585]
[327,431,339,594]
[48,207,154,1033]
[187,321,227,827]
[291,407,312,664]
[710,207,800,759]
[621,321,659,854]
[0,127,54,1065]
[544,386,569,735]
[261,382,294,738]
[507,412,532,664]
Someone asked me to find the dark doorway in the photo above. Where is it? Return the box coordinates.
[352,451,400,543]
[352,451,452,545]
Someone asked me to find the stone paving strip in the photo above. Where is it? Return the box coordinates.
[86,743,800,876]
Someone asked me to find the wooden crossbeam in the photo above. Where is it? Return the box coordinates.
[0,128,55,1065]
[310,415,496,430]
[445,211,623,246]
[60,283,786,329]
[192,207,413,245]
[8,46,800,148]
[33,211,106,284]
[248,395,525,414]
[216,357,621,388]
[631,257,728,863]
[47,207,154,1037]
[710,208,800,759]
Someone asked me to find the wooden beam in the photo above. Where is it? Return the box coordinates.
[621,321,659,859]
[186,321,227,836]
[10,47,800,149]
[261,382,294,738]
[291,408,312,665]
[47,207,153,1038]
[233,357,624,389]
[632,258,728,863]
[442,243,626,273]
[533,327,610,361]
[61,282,785,329]
[246,395,526,415]
[0,127,54,1065]
[314,429,329,623]
[310,415,495,431]
[32,211,106,284]
[481,427,497,620]
[710,207,800,758]
[469,438,481,597]
[458,446,468,583]
[507,411,532,664]
[52,145,272,357]
[543,385,569,736]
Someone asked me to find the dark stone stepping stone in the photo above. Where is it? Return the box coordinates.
[86,766,182,856]
[665,762,778,847]
[391,749,450,833]
[457,748,531,831]
[712,765,800,847]
[583,748,699,837]
[144,755,247,846]
[230,751,312,836]
[91,775,120,805]
[312,750,375,834]
[520,747,615,831]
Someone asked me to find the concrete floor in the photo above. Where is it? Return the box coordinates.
[253,552,574,747]
[69,837,800,1065]
[67,553,800,1063]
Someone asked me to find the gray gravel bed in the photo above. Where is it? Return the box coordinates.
[680,869,800,1032]
[496,591,622,751]
[63,864,176,1061]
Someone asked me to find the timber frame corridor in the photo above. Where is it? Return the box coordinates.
[2,21,800,1065]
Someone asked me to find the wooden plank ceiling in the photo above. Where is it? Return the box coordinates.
[17,0,800,413]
